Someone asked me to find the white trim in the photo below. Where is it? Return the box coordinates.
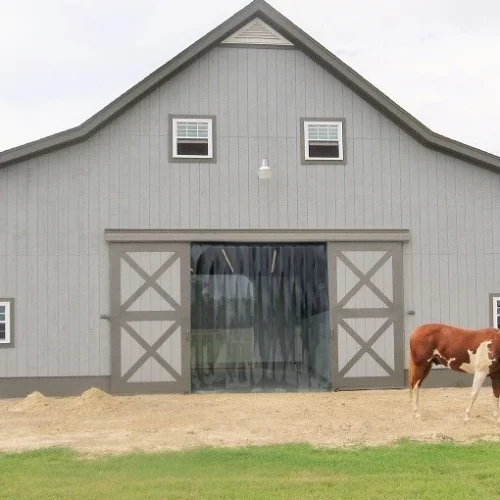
[492,296,500,329]
[304,120,343,161]
[172,118,213,159]
[0,301,11,344]
[221,17,293,46]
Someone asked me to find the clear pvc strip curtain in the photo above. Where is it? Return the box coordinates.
[190,244,331,392]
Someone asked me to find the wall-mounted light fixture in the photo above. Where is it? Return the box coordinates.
[258,158,272,180]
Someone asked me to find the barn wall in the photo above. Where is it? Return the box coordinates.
[0,46,499,378]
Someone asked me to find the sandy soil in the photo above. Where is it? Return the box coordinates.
[1,387,500,455]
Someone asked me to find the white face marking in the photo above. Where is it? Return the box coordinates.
[428,349,456,369]
[459,340,493,374]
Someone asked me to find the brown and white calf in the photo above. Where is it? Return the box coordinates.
[408,323,500,422]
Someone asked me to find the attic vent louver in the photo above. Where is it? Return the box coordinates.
[221,18,293,46]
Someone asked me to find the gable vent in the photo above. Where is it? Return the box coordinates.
[221,18,293,46]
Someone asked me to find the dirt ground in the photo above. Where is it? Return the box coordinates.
[2,386,500,455]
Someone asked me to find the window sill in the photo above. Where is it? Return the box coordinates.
[301,158,347,165]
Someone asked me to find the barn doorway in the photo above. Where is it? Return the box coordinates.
[190,243,331,392]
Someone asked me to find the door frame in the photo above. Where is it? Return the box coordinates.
[105,230,410,394]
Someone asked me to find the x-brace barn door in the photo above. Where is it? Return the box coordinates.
[110,243,190,394]
[328,242,404,389]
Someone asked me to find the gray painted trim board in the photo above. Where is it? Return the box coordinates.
[404,369,477,389]
[300,118,347,165]
[168,115,217,163]
[0,377,110,398]
[489,293,500,328]
[1,1,500,171]
[0,370,478,398]
[105,229,411,243]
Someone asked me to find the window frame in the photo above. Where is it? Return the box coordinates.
[490,294,500,329]
[169,115,216,163]
[300,117,347,165]
[0,298,14,348]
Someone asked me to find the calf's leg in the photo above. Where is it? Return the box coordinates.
[464,370,488,422]
[491,375,500,422]
[410,361,432,419]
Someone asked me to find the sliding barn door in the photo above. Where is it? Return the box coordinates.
[329,242,404,389]
[109,243,190,394]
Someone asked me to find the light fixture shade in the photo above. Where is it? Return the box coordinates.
[258,158,272,180]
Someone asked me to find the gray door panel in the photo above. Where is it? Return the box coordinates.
[110,243,191,394]
[329,242,404,389]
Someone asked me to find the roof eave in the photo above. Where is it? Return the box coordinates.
[1,0,499,172]
[0,0,265,167]
[254,5,500,172]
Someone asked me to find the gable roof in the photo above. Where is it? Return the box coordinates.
[1,0,499,171]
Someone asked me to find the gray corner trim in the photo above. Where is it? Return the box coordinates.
[489,293,500,328]
[1,1,500,171]
[300,117,347,165]
[168,114,217,164]
[0,298,15,349]
[105,229,411,243]
[0,376,111,398]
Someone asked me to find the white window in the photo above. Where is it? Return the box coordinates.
[172,117,213,159]
[492,296,500,329]
[0,301,11,344]
[303,120,343,161]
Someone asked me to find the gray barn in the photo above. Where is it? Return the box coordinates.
[1,0,500,397]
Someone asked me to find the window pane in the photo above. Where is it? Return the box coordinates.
[186,123,198,137]
[177,141,209,156]
[309,143,340,159]
[0,306,4,314]
[0,323,5,341]
[197,123,209,138]
[177,121,209,139]
[177,123,187,136]
[308,123,339,141]
[497,317,500,329]
[0,313,4,321]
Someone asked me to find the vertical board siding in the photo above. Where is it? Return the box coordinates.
[0,167,7,373]
[1,45,499,378]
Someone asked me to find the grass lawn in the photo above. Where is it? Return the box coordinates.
[1,441,500,499]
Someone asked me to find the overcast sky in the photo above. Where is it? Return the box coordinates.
[1,0,499,156]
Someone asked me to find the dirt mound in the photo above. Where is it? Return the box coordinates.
[78,387,110,403]
[9,391,53,413]
[71,387,116,414]
[3,388,500,455]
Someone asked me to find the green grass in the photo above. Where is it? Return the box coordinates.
[2,441,500,499]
